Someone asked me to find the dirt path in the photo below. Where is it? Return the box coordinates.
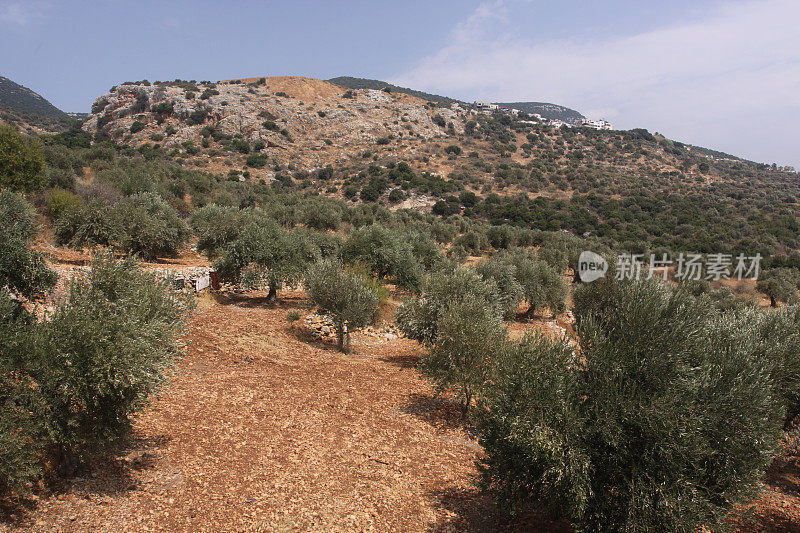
[2,289,798,532]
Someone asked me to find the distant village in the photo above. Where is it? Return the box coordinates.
[466,100,614,130]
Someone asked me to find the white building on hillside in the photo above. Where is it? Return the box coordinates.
[474,101,499,111]
[579,119,613,130]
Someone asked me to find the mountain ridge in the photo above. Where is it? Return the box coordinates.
[0,75,73,131]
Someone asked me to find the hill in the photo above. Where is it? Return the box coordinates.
[78,75,800,257]
[494,101,585,123]
[327,76,458,104]
[0,75,72,132]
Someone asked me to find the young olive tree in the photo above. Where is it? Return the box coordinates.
[475,256,524,319]
[757,267,800,307]
[109,192,190,259]
[0,191,57,298]
[31,254,193,466]
[498,249,568,317]
[0,192,55,496]
[341,224,423,291]
[422,295,507,415]
[396,265,501,347]
[304,259,378,352]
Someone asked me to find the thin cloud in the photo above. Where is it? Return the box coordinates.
[391,0,800,166]
[0,1,50,26]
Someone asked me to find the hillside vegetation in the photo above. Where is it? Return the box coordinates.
[3,74,800,531]
[77,76,800,258]
[0,76,72,132]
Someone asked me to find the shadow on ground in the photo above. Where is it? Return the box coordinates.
[426,487,572,533]
[379,353,419,369]
[402,392,475,433]
[0,434,171,528]
[211,290,312,311]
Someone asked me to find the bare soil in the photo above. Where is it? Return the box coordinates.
[1,288,798,531]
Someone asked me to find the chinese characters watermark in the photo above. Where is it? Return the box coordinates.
[578,252,761,283]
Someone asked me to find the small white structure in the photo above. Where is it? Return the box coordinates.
[579,119,613,130]
[474,101,499,111]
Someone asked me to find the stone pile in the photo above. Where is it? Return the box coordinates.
[304,313,402,342]
[152,267,212,292]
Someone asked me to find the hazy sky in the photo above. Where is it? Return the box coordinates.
[1,0,798,167]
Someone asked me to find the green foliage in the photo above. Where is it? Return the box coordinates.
[246,153,268,168]
[191,204,255,258]
[231,138,250,154]
[150,100,174,115]
[752,305,800,428]
[214,219,320,299]
[300,197,343,231]
[0,191,56,298]
[53,201,113,250]
[0,294,47,497]
[32,254,192,463]
[397,265,500,346]
[129,121,145,133]
[109,193,190,259]
[341,224,423,290]
[480,279,785,530]
[757,267,800,306]
[500,249,567,317]
[305,259,379,352]
[476,334,589,518]
[46,188,82,219]
[0,124,44,191]
[475,257,524,318]
[387,188,405,204]
[0,254,191,496]
[421,295,507,414]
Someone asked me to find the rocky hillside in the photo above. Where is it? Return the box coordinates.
[83,76,465,173]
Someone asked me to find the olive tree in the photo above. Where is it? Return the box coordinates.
[478,279,786,531]
[214,220,320,300]
[0,191,56,298]
[109,192,190,259]
[757,267,800,307]
[422,295,507,415]
[32,254,193,465]
[304,259,378,352]
[396,265,500,347]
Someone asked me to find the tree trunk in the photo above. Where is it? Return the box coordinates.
[461,389,472,418]
[770,295,777,307]
[524,304,537,319]
[266,285,277,301]
[336,323,351,353]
